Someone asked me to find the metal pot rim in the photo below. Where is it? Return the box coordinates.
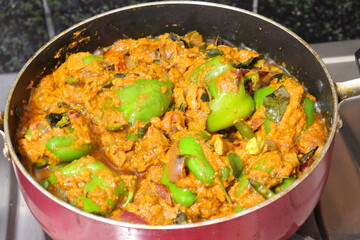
[3,0,339,229]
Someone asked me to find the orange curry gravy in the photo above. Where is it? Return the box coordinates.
[17,31,327,225]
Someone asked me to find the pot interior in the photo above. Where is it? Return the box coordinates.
[5,0,337,222]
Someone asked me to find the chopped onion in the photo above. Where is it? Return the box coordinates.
[264,139,277,151]
[118,210,148,225]
[167,144,186,183]
[167,154,185,183]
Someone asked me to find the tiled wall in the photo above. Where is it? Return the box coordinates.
[1,0,359,73]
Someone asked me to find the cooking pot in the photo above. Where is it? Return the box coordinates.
[1,1,360,239]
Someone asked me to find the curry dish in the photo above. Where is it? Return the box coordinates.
[17,31,327,225]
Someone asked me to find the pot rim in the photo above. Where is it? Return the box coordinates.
[4,0,339,230]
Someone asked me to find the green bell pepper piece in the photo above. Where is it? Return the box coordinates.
[161,165,197,207]
[49,158,125,215]
[115,79,173,125]
[82,55,103,64]
[254,86,275,110]
[235,174,249,196]
[206,80,254,132]
[46,136,93,162]
[187,56,254,132]
[303,97,315,129]
[187,56,232,84]
[273,175,296,193]
[178,136,215,184]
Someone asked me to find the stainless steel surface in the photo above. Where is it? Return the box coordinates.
[312,40,360,239]
[1,39,359,239]
[0,74,47,240]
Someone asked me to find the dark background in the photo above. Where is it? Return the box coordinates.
[1,0,359,73]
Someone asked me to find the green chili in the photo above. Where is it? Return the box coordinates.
[161,165,197,207]
[234,120,255,140]
[303,97,315,129]
[178,136,215,184]
[248,178,275,199]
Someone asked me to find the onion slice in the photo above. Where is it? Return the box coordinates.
[167,144,186,183]
[118,210,148,225]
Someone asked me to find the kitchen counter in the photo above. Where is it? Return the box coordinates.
[1,39,359,240]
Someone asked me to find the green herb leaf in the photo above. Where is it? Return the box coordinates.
[300,146,318,164]
[175,212,188,224]
[114,73,127,78]
[45,113,70,128]
[101,79,114,88]
[137,122,151,139]
[263,86,290,123]
[227,153,243,178]
[204,48,223,58]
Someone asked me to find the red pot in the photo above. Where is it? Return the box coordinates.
[2,2,360,239]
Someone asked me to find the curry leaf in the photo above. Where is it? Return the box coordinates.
[45,113,70,128]
[203,48,223,58]
[263,86,290,123]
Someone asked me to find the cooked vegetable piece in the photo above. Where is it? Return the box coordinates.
[303,97,315,129]
[227,153,243,178]
[174,212,188,224]
[17,31,328,226]
[45,113,70,128]
[115,79,173,124]
[47,157,124,215]
[46,136,93,162]
[161,165,197,207]
[82,55,103,64]
[178,136,215,184]
[263,86,290,123]
[254,86,275,110]
[203,48,223,58]
[234,120,255,140]
[300,146,319,164]
[65,76,79,84]
[273,175,296,193]
[248,178,275,199]
[205,66,254,132]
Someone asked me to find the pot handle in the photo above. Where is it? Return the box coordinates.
[0,111,11,161]
[335,48,360,103]
[0,111,3,131]
[335,78,360,103]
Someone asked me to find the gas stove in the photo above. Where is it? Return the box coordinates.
[1,39,359,240]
